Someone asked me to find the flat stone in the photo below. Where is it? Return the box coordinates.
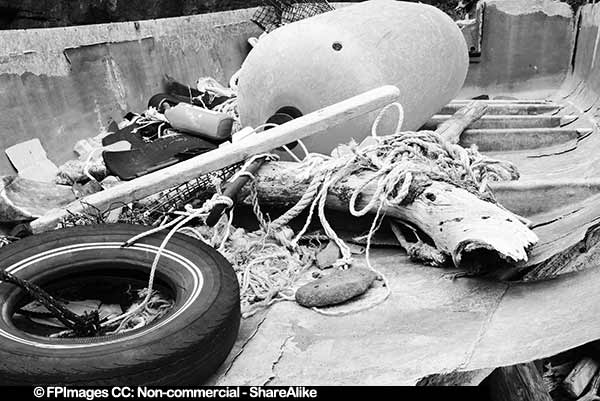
[295,267,378,308]
[5,138,59,183]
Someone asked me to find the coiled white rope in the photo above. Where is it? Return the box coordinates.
[106,122,287,327]
[105,195,233,331]
[371,102,405,138]
[113,101,412,326]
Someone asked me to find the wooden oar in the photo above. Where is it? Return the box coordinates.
[30,85,401,234]
[205,156,267,227]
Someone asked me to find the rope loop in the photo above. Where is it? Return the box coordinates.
[371,102,405,138]
[106,99,520,324]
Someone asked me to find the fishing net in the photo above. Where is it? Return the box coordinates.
[252,0,335,33]
[144,163,242,220]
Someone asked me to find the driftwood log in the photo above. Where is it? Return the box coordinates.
[250,161,537,268]
[248,100,537,269]
[436,100,488,143]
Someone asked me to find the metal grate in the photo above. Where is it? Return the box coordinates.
[252,1,335,33]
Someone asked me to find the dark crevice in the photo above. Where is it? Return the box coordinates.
[570,6,582,72]
[526,129,593,159]
[530,208,582,230]
[0,6,18,26]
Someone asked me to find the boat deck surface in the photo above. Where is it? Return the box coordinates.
[209,247,600,385]
[210,93,600,385]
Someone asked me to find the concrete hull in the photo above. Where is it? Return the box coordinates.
[3,0,600,387]
[0,9,261,174]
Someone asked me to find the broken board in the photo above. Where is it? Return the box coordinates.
[5,139,59,183]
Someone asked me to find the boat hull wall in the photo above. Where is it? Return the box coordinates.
[0,9,260,174]
[0,1,586,176]
[461,0,574,99]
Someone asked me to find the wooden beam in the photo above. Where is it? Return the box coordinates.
[29,85,401,234]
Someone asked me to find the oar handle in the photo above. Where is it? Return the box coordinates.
[30,85,401,234]
[205,157,267,227]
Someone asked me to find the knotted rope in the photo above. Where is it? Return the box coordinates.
[109,129,305,322]
[106,100,520,324]
[241,101,519,315]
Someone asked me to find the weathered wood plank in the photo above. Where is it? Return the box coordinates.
[435,100,487,144]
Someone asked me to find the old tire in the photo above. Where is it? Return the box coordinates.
[0,224,240,385]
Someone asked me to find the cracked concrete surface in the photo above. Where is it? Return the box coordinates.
[263,335,294,386]
[209,248,600,385]
[455,284,511,373]
[218,313,268,379]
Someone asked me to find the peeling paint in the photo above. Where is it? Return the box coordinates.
[104,58,128,112]
[486,0,573,18]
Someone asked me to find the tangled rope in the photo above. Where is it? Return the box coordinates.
[238,101,519,315]
[104,126,312,323]
[103,99,519,325]
[213,97,241,133]
[114,186,314,320]
[220,226,316,318]
[104,288,174,335]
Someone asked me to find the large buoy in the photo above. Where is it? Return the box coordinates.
[238,0,469,154]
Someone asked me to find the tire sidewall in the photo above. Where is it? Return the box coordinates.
[0,224,240,384]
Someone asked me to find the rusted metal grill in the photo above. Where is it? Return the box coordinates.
[144,163,242,219]
[252,1,335,33]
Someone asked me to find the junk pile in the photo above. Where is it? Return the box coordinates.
[0,85,239,227]
[3,88,536,323]
[0,60,251,336]
[0,0,539,328]
[4,0,600,389]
